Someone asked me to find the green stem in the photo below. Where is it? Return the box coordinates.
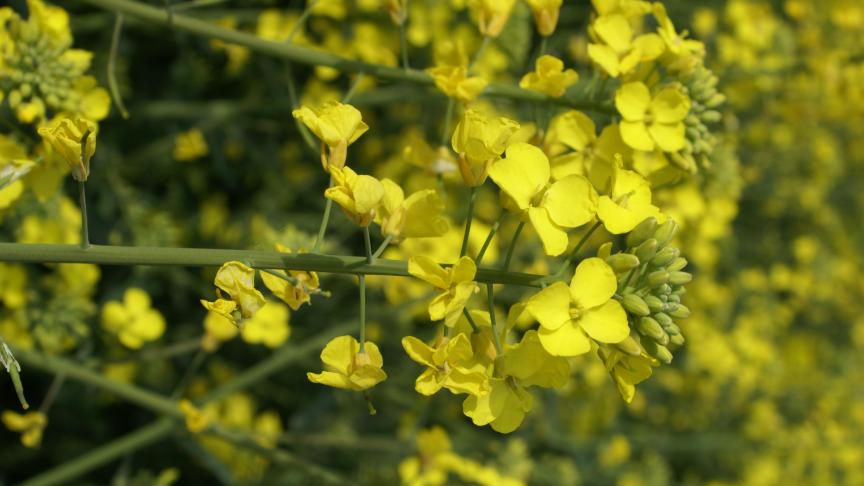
[78,181,90,249]
[469,35,491,73]
[560,220,602,274]
[475,216,501,266]
[399,18,410,70]
[285,63,319,153]
[170,348,207,399]
[363,226,373,264]
[372,235,393,259]
[502,221,525,271]
[342,73,365,104]
[440,97,455,146]
[78,0,613,113]
[486,283,503,354]
[313,178,334,253]
[539,36,549,57]
[0,243,546,286]
[171,0,228,11]
[461,308,479,333]
[286,0,316,42]
[107,13,130,119]
[37,373,66,414]
[460,187,477,258]
[359,275,367,352]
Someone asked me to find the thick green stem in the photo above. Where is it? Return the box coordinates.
[107,13,130,119]
[503,221,525,271]
[359,275,367,352]
[363,226,373,264]
[0,243,545,286]
[78,181,90,249]
[460,187,477,258]
[78,0,613,113]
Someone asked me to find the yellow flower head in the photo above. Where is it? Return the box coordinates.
[2,410,47,448]
[408,256,479,327]
[596,160,665,234]
[467,0,516,38]
[37,116,97,181]
[376,180,449,242]
[598,346,656,402]
[179,399,214,433]
[526,257,629,356]
[588,14,665,77]
[307,335,387,391]
[402,333,489,396]
[240,300,290,348]
[426,41,489,103]
[200,262,266,326]
[260,245,321,311]
[526,0,563,36]
[519,55,579,98]
[292,102,369,172]
[616,82,691,152]
[489,142,598,256]
[324,166,385,227]
[102,288,166,349]
[451,109,520,187]
[173,129,209,162]
[462,376,533,434]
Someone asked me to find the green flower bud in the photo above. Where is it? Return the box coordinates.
[644,295,664,313]
[668,271,692,285]
[635,238,658,262]
[597,242,613,259]
[669,333,685,346]
[647,270,669,287]
[651,246,679,267]
[637,317,665,341]
[658,283,673,295]
[669,304,691,319]
[614,336,644,356]
[605,253,640,273]
[654,312,673,327]
[622,294,650,316]
[626,217,657,248]
[653,220,678,248]
[642,339,673,364]
[667,294,680,304]
[663,322,681,336]
[667,257,688,272]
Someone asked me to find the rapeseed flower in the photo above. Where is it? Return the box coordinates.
[292,102,369,172]
[408,256,479,327]
[102,288,166,349]
[307,335,387,391]
[519,55,578,98]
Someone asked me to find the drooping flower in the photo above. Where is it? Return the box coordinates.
[616,82,691,152]
[519,55,579,98]
[260,245,321,310]
[200,262,266,327]
[307,335,387,391]
[526,258,629,356]
[488,142,598,256]
[451,109,520,187]
[173,129,209,161]
[324,166,385,227]
[376,180,449,242]
[102,288,166,349]
[292,101,369,172]
[408,256,479,327]
[598,345,657,403]
[402,333,488,396]
[240,300,291,348]
[37,116,97,181]
[2,410,47,448]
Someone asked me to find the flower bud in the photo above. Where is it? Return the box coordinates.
[614,335,644,356]
[626,217,657,248]
[634,238,658,262]
[644,295,664,313]
[605,253,640,273]
[654,312,673,327]
[597,242,613,259]
[637,317,665,341]
[651,246,679,266]
[663,322,681,336]
[669,304,691,319]
[669,333,685,346]
[37,116,97,182]
[653,219,678,247]
[622,294,650,316]
[667,257,688,272]
[642,339,673,364]
[668,271,692,285]
[647,270,669,287]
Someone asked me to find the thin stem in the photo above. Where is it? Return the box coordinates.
[440,97,455,146]
[170,348,206,399]
[560,220,602,272]
[342,73,365,104]
[486,283,503,354]
[78,181,90,249]
[460,187,477,257]
[286,0,316,42]
[502,221,525,271]
[468,35,491,73]
[539,36,549,57]
[171,0,228,11]
[372,235,393,259]
[107,13,130,119]
[285,64,319,153]
[358,275,366,352]
[363,226,373,263]
[37,374,66,414]
[475,216,501,266]
[399,17,410,70]
[313,177,334,253]
[461,308,479,333]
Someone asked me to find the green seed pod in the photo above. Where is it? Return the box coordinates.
[653,220,678,247]
[669,304,691,319]
[668,271,692,285]
[644,295,664,313]
[635,238,658,262]
[614,335,644,356]
[669,333,685,346]
[637,317,665,341]
[642,339,673,364]
[626,218,657,248]
[606,253,640,273]
[667,258,688,272]
[647,270,669,287]
[651,246,679,267]
[622,294,650,316]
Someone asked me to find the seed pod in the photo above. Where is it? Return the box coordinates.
[651,246,679,267]
[642,339,673,364]
[669,304,691,319]
[647,270,669,287]
[668,271,692,285]
[644,295,664,313]
[637,317,665,341]
[635,239,658,262]
[654,220,678,247]
[626,218,657,248]
[669,333,685,346]
[667,257,688,272]
[614,335,644,356]
[606,253,640,273]
[622,294,650,316]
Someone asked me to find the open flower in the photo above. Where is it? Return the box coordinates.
[467,0,516,38]
[102,288,166,349]
[462,377,532,434]
[179,400,215,433]
[408,256,479,327]
[241,300,290,348]
[519,55,578,98]
[588,14,665,78]
[597,161,664,234]
[307,335,387,391]
[324,166,384,227]
[37,115,97,181]
[598,345,657,403]
[402,333,488,396]
[427,42,488,103]
[2,411,47,448]
[376,180,449,242]
[488,142,598,256]
[260,244,321,310]
[292,101,368,172]
[616,82,691,152]
[526,258,629,356]
[200,261,266,327]
[451,109,519,187]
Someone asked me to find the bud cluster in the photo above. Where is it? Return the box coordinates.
[604,217,691,364]
[674,63,726,172]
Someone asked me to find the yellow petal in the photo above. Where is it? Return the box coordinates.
[307,371,353,389]
[450,256,477,284]
[587,43,621,77]
[408,256,449,289]
[648,122,686,152]
[650,88,691,123]
[538,321,591,356]
[620,121,655,151]
[319,335,357,375]
[569,257,617,308]
[542,175,597,228]
[593,14,633,53]
[402,336,436,367]
[579,300,628,343]
[352,175,385,215]
[615,82,650,121]
[488,143,550,211]
[527,207,568,256]
[526,282,571,330]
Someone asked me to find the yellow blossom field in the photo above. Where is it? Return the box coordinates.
[1,0,862,485]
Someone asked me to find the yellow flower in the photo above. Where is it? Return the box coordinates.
[179,400,214,433]
[202,308,238,352]
[598,345,656,403]
[488,142,598,256]
[376,180,449,242]
[37,115,97,181]
[292,102,369,172]
[467,0,516,38]
[212,261,266,319]
[451,109,520,187]
[495,330,570,388]
[2,410,47,448]
[324,166,385,227]
[240,300,290,348]
[653,3,705,67]
[588,14,665,78]
[260,245,321,310]
[615,82,691,152]
[173,129,209,161]
[462,376,532,434]
[596,161,664,234]
[307,335,387,391]
[519,55,578,98]
[526,0,563,36]
[408,256,479,327]
[402,333,489,396]
[526,258,629,356]
[102,288,167,349]
[426,41,488,103]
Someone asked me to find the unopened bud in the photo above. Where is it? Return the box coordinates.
[637,317,665,341]
[669,333,685,346]
[654,312,673,327]
[668,257,688,272]
[626,217,657,248]
[668,271,692,285]
[642,339,673,364]
[597,241,613,259]
[647,270,669,287]
[606,253,640,273]
[653,220,678,247]
[669,304,691,319]
[614,336,644,356]
[644,295,664,313]
[622,294,650,316]
[634,238,658,262]
[651,246,679,266]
